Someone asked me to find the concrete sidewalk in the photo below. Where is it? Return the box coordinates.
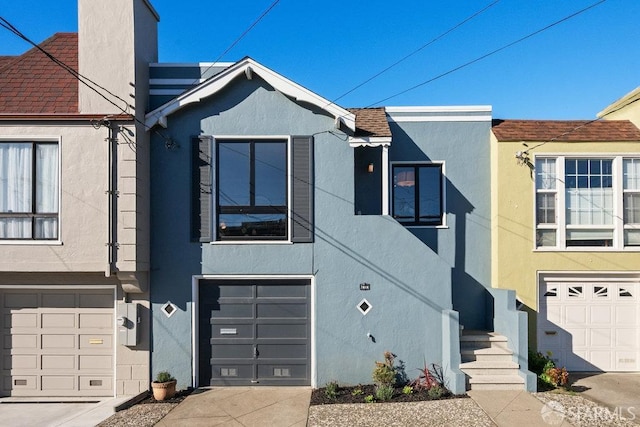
[155,386,310,427]
[469,390,574,427]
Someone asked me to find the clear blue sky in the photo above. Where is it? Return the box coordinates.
[1,0,638,119]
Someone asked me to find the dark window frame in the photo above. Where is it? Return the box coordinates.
[215,139,288,241]
[0,141,59,240]
[392,163,444,226]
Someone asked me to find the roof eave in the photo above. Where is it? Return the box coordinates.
[145,58,356,132]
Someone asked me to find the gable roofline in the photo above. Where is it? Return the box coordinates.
[145,57,356,132]
[597,86,640,118]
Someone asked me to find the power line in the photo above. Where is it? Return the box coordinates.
[365,0,607,107]
[196,0,280,85]
[0,17,131,114]
[329,0,501,106]
[0,16,175,144]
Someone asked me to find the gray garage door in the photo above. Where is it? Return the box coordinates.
[1,289,114,397]
[199,279,310,386]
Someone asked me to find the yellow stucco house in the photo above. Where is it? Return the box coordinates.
[491,88,640,372]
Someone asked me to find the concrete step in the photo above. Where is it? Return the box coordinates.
[460,331,508,342]
[459,360,520,376]
[461,346,513,363]
[468,375,525,391]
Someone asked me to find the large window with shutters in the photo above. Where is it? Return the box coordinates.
[217,140,287,240]
[534,156,640,249]
[192,136,313,243]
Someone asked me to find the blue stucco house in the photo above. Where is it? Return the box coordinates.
[145,57,535,393]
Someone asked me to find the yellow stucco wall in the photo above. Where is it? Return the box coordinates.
[491,137,640,312]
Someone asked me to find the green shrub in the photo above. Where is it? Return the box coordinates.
[364,394,375,403]
[427,384,444,399]
[372,351,397,387]
[155,371,174,383]
[351,387,364,396]
[402,385,413,395]
[375,385,394,401]
[529,350,569,388]
[324,381,339,399]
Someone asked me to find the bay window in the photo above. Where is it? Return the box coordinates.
[0,142,59,240]
[535,156,639,249]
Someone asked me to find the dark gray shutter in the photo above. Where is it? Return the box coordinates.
[291,136,314,243]
[191,136,213,242]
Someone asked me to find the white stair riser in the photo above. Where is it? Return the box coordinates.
[462,353,513,363]
[460,342,509,350]
[461,368,520,376]
[469,383,524,391]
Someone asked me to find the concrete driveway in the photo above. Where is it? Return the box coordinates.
[571,373,640,421]
[0,397,130,427]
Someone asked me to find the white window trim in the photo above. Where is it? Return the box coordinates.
[209,135,293,245]
[0,136,62,244]
[390,160,447,228]
[533,154,640,252]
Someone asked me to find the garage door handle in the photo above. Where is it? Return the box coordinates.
[253,345,258,358]
[545,331,557,336]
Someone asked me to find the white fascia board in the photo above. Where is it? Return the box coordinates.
[385,105,492,113]
[150,62,235,68]
[597,86,640,118]
[348,136,392,147]
[149,79,207,85]
[145,58,356,131]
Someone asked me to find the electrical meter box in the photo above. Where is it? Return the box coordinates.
[117,302,139,346]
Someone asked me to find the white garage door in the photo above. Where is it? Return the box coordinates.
[1,289,114,397]
[538,281,640,371]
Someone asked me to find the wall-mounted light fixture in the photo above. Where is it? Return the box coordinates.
[367,163,374,173]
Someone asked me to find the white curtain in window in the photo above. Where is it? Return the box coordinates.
[566,187,613,225]
[35,144,58,238]
[0,143,32,238]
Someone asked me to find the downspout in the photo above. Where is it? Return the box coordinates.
[105,120,118,277]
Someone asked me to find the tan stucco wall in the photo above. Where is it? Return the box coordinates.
[0,124,110,272]
[491,137,640,311]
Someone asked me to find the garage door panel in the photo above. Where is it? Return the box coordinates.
[211,324,253,339]
[42,313,75,328]
[546,305,561,323]
[42,375,76,391]
[6,334,38,349]
[79,355,112,370]
[42,355,75,370]
[212,344,254,359]
[6,376,36,390]
[42,334,75,349]
[257,363,307,379]
[615,329,637,347]
[258,344,306,359]
[256,303,307,318]
[565,306,587,324]
[616,306,636,324]
[616,352,637,368]
[257,324,307,339]
[211,304,253,318]
[590,306,612,324]
[211,363,253,382]
[8,355,37,369]
[79,376,112,391]
[257,284,307,298]
[590,329,612,347]
[6,313,37,328]
[567,329,587,347]
[79,313,112,329]
[79,334,112,349]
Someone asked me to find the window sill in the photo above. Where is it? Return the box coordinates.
[210,240,294,245]
[534,246,640,252]
[0,240,62,246]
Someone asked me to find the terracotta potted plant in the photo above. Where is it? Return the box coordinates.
[152,371,176,401]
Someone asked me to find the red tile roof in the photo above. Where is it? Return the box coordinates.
[348,107,391,137]
[492,119,640,142]
[0,33,78,114]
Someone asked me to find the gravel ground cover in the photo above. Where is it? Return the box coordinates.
[97,389,192,427]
